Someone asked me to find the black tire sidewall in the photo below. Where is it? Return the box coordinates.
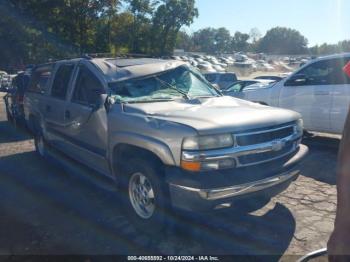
[120,158,169,234]
[34,131,46,157]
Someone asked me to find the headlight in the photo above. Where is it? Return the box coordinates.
[295,119,304,136]
[181,134,235,172]
[182,134,234,150]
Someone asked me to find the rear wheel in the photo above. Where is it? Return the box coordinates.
[120,158,169,234]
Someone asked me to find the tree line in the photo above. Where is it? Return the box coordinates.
[0,0,198,70]
[0,0,349,72]
[176,26,350,56]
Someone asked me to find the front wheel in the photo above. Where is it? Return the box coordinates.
[34,132,48,157]
[121,158,169,234]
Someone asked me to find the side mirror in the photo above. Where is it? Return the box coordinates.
[91,94,107,111]
[285,74,308,86]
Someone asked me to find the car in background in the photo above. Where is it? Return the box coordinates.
[222,79,275,99]
[4,71,32,126]
[242,53,350,134]
[204,72,238,89]
[255,75,284,82]
[0,74,12,92]
[197,63,216,73]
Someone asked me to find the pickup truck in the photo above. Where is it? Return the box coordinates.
[241,53,350,135]
[24,57,308,233]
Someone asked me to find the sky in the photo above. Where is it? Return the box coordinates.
[187,0,350,46]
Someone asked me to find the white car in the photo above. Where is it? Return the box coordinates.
[241,53,350,134]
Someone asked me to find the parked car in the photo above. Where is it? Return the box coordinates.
[223,79,276,99]
[24,57,308,233]
[0,74,12,92]
[197,63,216,73]
[254,75,284,82]
[4,72,32,126]
[241,53,350,134]
[204,72,238,89]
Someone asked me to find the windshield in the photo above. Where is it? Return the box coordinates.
[108,66,220,103]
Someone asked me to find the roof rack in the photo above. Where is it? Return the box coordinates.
[85,53,156,59]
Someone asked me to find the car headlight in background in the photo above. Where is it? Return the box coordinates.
[295,118,304,136]
[181,134,235,171]
[182,134,234,151]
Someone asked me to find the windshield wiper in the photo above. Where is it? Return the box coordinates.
[154,76,191,100]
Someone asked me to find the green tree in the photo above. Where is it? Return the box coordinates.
[231,31,250,52]
[151,0,198,55]
[258,27,308,54]
[215,27,231,54]
[126,0,155,53]
[175,30,193,51]
[192,27,217,53]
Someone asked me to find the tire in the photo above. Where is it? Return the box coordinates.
[120,158,169,234]
[5,105,13,123]
[34,131,48,158]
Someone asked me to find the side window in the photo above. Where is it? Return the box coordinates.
[27,68,52,94]
[294,58,350,86]
[222,74,236,82]
[327,58,350,85]
[72,66,105,106]
[51,64,75,99]
[205,74,217,83]
[298,60,332,85]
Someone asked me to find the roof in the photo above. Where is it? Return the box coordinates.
[91,58,187,83]
[317,53,350,61]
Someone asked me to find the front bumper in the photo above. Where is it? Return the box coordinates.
[166,144,308,212]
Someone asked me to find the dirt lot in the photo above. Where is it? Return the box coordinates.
[0,92,339,259]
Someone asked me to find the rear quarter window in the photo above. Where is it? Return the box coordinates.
[27,67,52,94]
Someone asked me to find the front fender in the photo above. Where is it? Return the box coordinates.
[108,131,176,166]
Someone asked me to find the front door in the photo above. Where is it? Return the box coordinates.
[61,63,109,175]
[279,60,334,133]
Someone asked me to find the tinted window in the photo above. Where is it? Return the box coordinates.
[221,74,237,82]
[205,74,217,82]
[72,66,105,106]
[296,58,350,86]
[51,64,75,99]
[27,67,52,94]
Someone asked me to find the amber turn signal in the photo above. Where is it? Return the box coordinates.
[180,160,201,172]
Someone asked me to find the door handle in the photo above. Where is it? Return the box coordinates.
[65,110,71,119]
[45,105,51,112]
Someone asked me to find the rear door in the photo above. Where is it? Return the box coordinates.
[44,62,76,148]
[61,62,109,175]
[329,57,350,134]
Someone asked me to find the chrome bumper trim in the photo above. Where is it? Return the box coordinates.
[170,170,299,201]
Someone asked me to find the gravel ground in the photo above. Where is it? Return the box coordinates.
[0,92,338,259]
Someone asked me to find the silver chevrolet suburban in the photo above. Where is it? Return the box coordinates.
[23,57,308,232]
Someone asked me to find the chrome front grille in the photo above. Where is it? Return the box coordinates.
[235,126,294,146]
[181,122,302,170]
[233,123,298,167]
[238,141,294,166]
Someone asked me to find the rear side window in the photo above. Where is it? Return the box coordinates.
[72,66,105,106]
[221,74,237,82]
[28,67,52,94]
[205,74,217,82]
[51,64,75,99]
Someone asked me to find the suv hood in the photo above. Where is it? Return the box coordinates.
[122,96,300,135]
